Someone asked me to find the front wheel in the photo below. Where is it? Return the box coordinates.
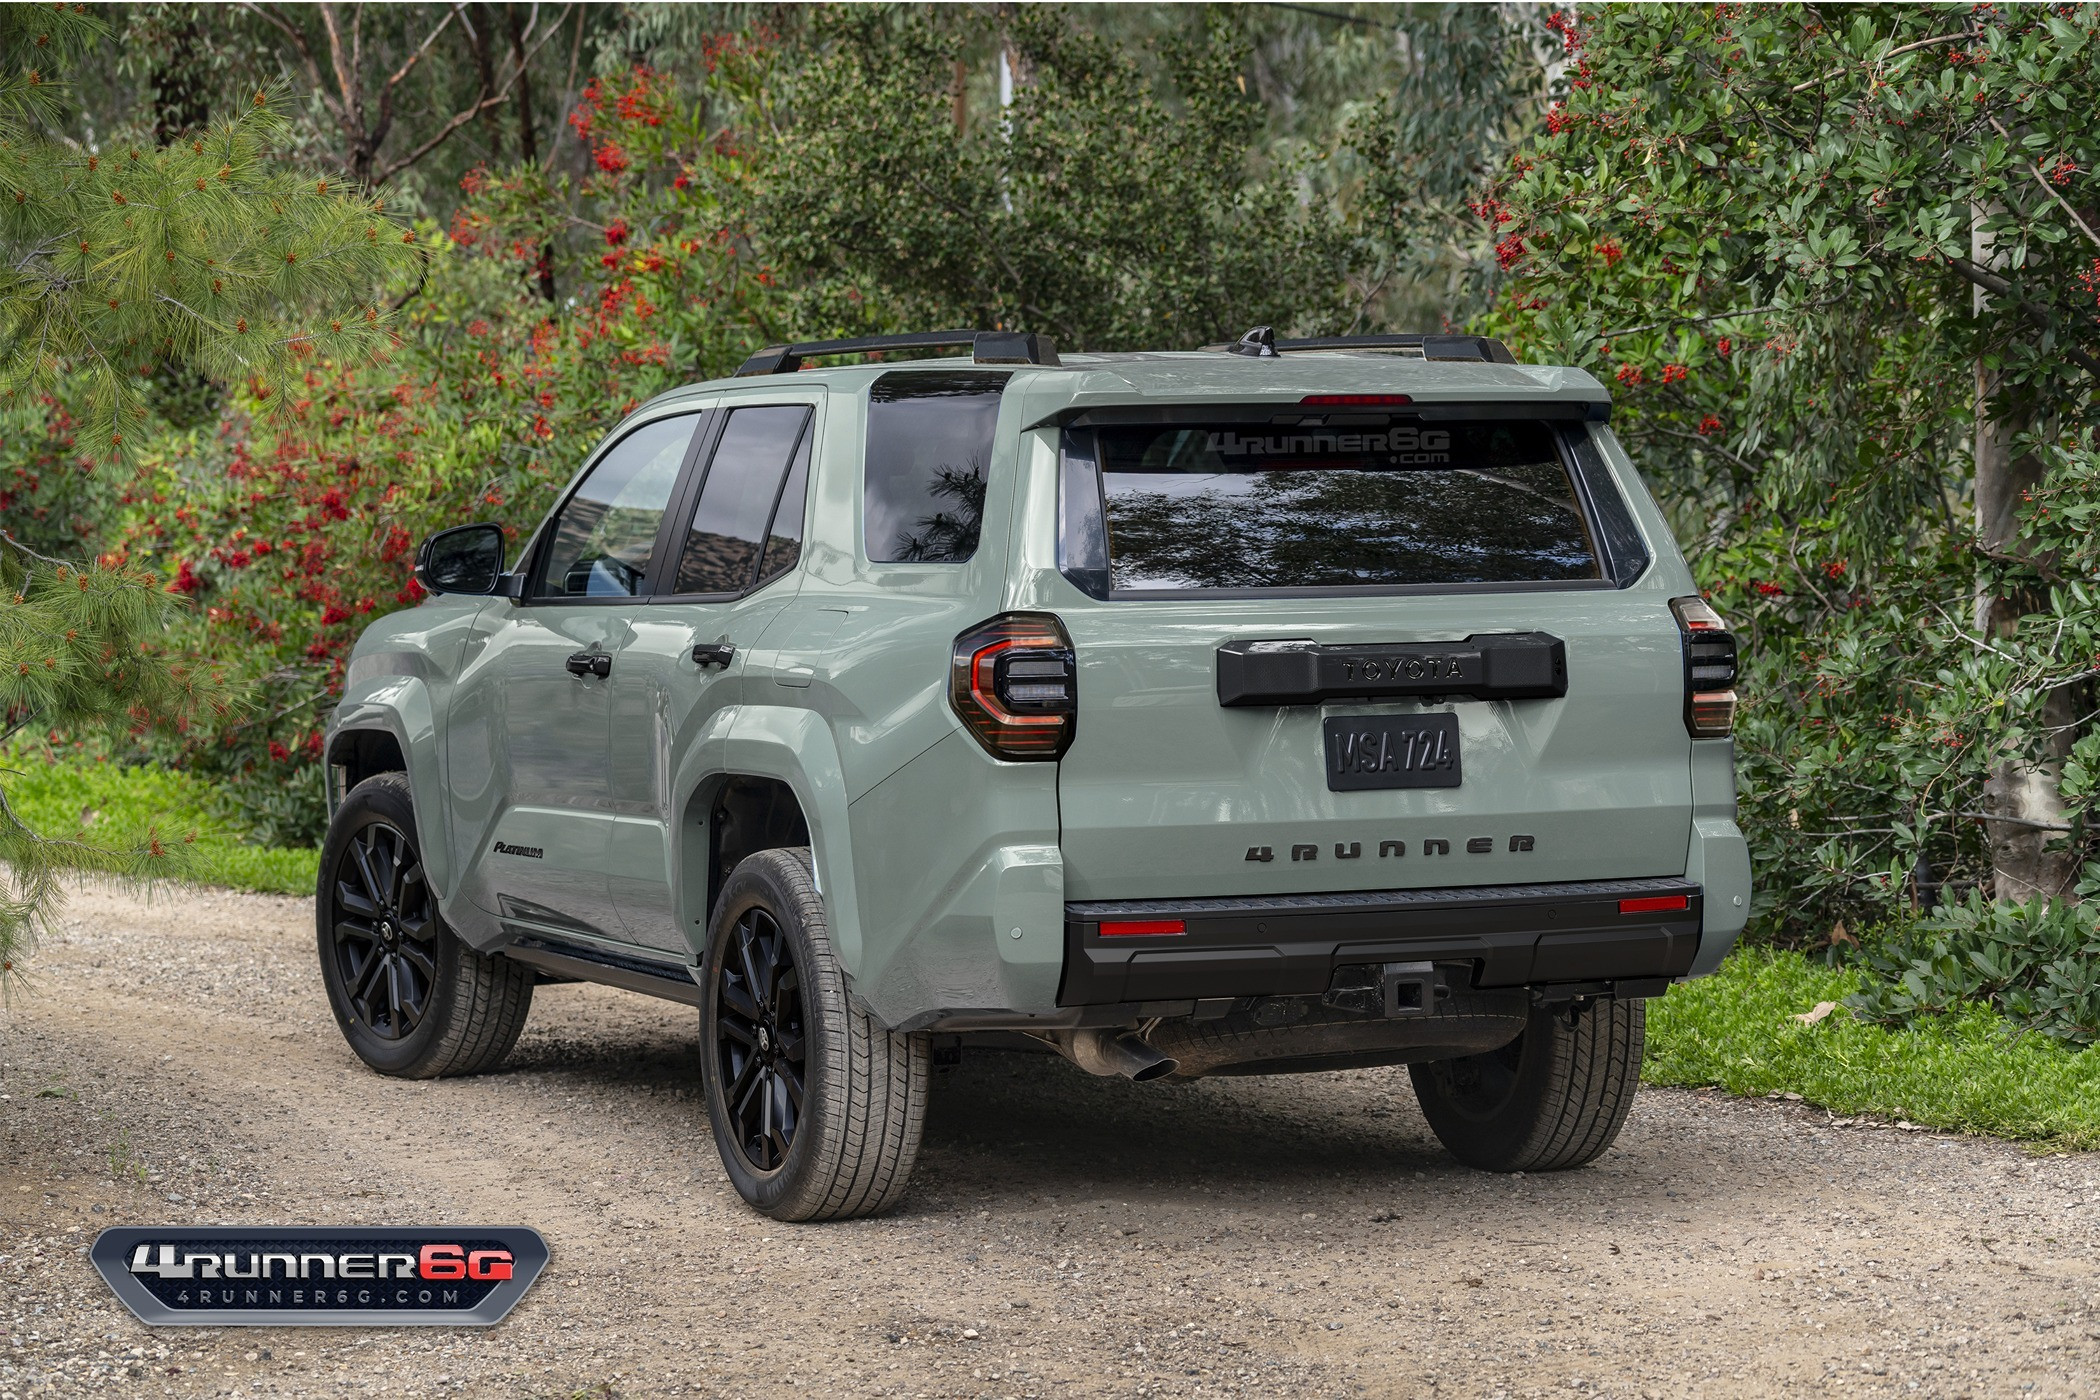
[1410,997,1644,1172]
[699,847,929,1221]
[316,772,534,1078]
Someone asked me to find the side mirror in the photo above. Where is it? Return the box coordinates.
[415,523,506,596]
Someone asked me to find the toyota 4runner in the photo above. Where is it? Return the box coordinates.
[320,328,1751,1221]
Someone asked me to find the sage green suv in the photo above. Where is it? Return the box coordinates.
[318,328,1751,1221]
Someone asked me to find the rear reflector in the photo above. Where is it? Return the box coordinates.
[1619,895,1690,915]
[1098,919,1187,937]
[1300,393,1413,406]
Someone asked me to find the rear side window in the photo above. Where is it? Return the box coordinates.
[864,371,1010,563]
[1061,417,1604,594]
[674,405,811,595]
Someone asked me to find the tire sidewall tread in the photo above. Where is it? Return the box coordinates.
[316,773,533,1080]
[1411,998,1644,1173]
[699,847,928,1222]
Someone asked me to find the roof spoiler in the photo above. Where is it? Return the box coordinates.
[1203,327,1519,364]
[736,330,1061,376]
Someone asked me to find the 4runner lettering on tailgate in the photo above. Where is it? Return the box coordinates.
[318,325,1752,1222]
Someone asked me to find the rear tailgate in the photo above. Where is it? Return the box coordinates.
[1050,409,1692,902]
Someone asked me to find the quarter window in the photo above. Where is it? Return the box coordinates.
[756,422,813,587]
[533,415,698,599]
[674,405,813,595]
[863,371,1009,563]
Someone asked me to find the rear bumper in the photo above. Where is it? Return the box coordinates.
[1059,877,1701,1006]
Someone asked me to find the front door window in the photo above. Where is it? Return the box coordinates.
[534,415,698,598]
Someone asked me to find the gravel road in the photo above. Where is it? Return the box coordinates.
[3,881,2099,1399]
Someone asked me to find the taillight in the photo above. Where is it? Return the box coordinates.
[1670,596,1738,738]
[950,612,1077,760]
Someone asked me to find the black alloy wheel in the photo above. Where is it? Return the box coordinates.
[697,847,928,1221]
[328,820,438,1041]
[316,771,534,1079]
[712,904,809,1173]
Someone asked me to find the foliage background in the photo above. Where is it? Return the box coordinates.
[9,3,2100,994]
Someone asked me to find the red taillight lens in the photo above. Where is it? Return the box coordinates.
[950,612,1078,761]
[1620,894,1690,915]
[1098,918,1186,937]
[1670,596,1739,738]
[1299,393,1413,406]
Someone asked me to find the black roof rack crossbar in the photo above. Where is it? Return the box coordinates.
[1204,327,1518,365]
[736,330,1060,376]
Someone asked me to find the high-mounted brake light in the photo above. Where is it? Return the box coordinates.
[1670,596,1738,738]
[1299,393,1413,407]
[950,612,1078,761]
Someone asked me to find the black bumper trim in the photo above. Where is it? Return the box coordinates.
[1060,878,1701,1006]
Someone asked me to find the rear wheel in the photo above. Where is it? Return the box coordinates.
[1410,997,1643,1172]
[700,847,928,1221]
[317,772,534,1078]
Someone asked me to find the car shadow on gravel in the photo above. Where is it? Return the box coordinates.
[916,1048,1459,1194]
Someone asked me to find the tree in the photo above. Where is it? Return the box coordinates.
[111,57,783,844]
[1484,6,2100,932]
[0,3,414,978]
[751,6,1357,349]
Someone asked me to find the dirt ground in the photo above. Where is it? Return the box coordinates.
[3,883,2099,1399]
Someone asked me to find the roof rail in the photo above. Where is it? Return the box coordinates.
[1206,326,1518,365]
[735,330,1061,376]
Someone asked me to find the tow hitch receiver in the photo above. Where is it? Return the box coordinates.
[1321,960,1444,1018]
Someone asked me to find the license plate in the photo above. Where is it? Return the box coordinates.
[1323,713,1461,791]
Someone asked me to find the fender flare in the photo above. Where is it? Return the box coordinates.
[326,676,459,913]
[670,703,865,978]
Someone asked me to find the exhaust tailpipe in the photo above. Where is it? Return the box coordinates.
[1059,1029,1177,1082]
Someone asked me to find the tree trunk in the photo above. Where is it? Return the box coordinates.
[150,11,212,143]
[506,5,556,305]
[1971,211,2080,903]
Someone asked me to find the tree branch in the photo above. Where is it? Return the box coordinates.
[1601,301,1826,340]
[1787,32,1967,94]
[240,5,345,125]
[316,3,366,147]
[370,7,569,185]
[1942,255,2100,379]
[371,6,460,154]
[1984,112,2100,254]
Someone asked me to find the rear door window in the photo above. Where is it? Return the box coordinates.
[863,371,1010,563]
[1062,416,1606,594]
[673,405,813,595]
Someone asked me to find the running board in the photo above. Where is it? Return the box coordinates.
[500,934,703,1008]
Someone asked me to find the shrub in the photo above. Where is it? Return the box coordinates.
[1848,892,2100,1046]
[105,58,784,844]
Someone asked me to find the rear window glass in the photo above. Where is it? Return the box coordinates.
[1063,418,1603,593]
[864,371,1009,563]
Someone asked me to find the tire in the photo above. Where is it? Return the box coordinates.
[1409,997,1644,1172]
[699,847,929,1221]
[316,772,534,1079]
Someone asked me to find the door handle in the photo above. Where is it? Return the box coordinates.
[691,642,736,669]
[565,650,612,678]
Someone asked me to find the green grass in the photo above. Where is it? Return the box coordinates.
[1647,945,2100,1151]
[4,755,318,896]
